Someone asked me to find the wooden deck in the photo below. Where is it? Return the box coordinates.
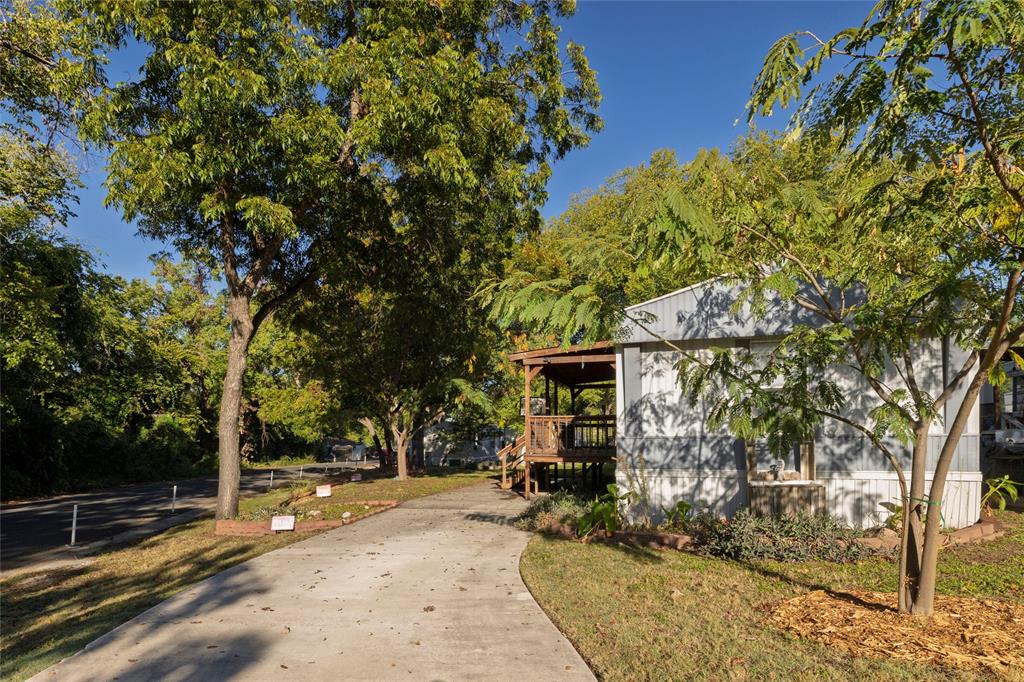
[500,414,616,497]
[504,342,618,498]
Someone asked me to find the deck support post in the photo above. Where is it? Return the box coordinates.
[524,461,531,499]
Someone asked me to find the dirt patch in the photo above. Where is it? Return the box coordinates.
[765,589,1024,676]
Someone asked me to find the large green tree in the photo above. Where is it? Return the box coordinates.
[84,0,600,516]
[301,235,503,480]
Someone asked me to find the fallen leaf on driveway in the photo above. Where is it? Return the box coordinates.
[423,605,435,612]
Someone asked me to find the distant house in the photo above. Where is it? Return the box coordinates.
[425,420,518,466]
[614,279,983,529]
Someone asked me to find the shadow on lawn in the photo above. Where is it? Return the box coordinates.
[1,527,278,680]
[739,560,894,613]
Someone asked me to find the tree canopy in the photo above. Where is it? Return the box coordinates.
[82,0,601,516]
[483,149,707,343]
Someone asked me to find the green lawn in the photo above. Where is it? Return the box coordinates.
[520,511,1024,681]
[0,467,494,681]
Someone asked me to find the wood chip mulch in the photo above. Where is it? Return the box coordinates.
[765,589,1024,676]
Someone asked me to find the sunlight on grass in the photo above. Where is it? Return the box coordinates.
[520,511,1023,681]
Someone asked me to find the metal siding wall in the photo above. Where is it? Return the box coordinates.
[616,467,982,529]
[622,279,838,344]
[615,286,985,529]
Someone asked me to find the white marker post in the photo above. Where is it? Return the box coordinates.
[70,504,78,546]
[172,485,177,513]
[269,470,274,491]
[299,465,303,479]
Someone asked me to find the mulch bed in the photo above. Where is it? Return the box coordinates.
[765,589,1024,676]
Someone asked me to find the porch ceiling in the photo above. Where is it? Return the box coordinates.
[535,361,614,386]
[510,342,615,387]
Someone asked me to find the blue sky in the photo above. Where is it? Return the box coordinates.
[68,1,872,281]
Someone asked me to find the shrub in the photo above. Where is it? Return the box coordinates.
[658,499,693,533]
[688,510,866,563]
[129,414,201,481]
[577,484,637,538]
[517,490,589,532]
[982,475,1020,513]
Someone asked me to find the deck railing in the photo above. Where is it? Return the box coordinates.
[527,414,615,455]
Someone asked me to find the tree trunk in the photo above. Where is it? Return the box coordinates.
[382,427,394,469]
[359,417,386,469]
[898,427,929,613]
[912,372,988,615]
[394,426,409,481]
[215,293,255,519]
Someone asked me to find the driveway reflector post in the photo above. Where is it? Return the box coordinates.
[269,470,274,491]
[299,465,303,479]
[172,485,177,513]
[70,504,78,546]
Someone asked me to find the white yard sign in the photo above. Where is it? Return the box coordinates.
[271,515,296,532]
[350,473,362,481]
[316,484,332,497]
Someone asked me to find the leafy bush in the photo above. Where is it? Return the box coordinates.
[688,510,866,563]
[982,475,1020,513]
[658,499,693,533]
[517,490,589,532]
[577,484,637,538]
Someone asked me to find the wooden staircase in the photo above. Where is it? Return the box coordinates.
[498,435,527,490]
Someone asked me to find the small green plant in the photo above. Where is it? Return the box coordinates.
[577,484,637,538]
[659,499,693,532]
[879,500,904,531]
[880,497,942,531]
[981,475,1020,513]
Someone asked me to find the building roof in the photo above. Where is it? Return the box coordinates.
[621,277,838,345]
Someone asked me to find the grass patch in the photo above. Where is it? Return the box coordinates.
[312,466,494,503]
[0,467,494,681]
[520,511,1023,681]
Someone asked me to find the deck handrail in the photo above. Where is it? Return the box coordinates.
[527,414,615,455]
[499,435,527,489]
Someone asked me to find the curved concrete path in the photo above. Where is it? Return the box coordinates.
[30,483,593,682]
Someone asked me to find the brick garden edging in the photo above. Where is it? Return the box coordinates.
[853,518,1005,553]
[542,521,692,550]
[214,500,400,537]
[544,517,1005,554]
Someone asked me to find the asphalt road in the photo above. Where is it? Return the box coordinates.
[0,462,372,571]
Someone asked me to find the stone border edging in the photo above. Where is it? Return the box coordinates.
[542,521,692,550]
[854,518,1005,552]
[214,500,400,536]
[543,517,1006,554]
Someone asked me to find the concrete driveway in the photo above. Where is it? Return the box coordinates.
[30,483,594,682]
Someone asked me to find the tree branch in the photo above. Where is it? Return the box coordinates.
[817,408,908,498]
[947,42,1024,209]
[251,267,319,333]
